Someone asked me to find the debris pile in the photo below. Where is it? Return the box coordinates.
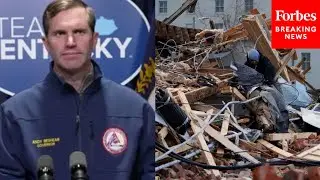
[155,9,320,180]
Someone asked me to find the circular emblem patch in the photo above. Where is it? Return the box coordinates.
[102,128,128,154]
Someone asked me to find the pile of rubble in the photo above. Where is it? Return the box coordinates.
[155,9,320,180]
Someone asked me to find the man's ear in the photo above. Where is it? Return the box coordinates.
[92,32,98,47]
[42,36,50,53]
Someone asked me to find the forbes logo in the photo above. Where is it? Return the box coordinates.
[94,16,132,59]
[275,10,317,21]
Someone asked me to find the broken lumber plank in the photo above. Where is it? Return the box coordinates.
[297,144,320,159]
[310,149,320,157]
[232,88,246,101]
[265,132,317,141]
[256,15,271,40]
[242,16,291,81]
[258,139,294,158]
[286,66,317,91]
[158,127,169,148]
[156,143,194,159]
[282,139,288,152]
[217,111,231,156]
[303,66,311,75]
[220,86,232,94]
[274,49,295,80]
[221,112,230,135]
[174,86,218,103]
[177,91,221,177]
[295,58,305,68]
[192,114,260,163]
[238,118,250,124]
[301,154,320,161]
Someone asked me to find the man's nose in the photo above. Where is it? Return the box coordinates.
[66,35,76,47]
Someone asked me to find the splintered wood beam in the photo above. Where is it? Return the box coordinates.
[303,66,311,75]
[295,58,305,68]
[177,91,221,178]
[265,132,317,141]
[242,16,291,81]
[274,50,295,80]
[256,15,271,40]
[174,86,218,104]
[249,8,267,19]
[285,66,317,91]
[158,127,169,148]
[297,144,320,161]
[258,139,294,158]
[232,88,247,101]
[217,111,231,156]
[193,115,260,164]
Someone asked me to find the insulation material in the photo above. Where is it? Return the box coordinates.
[280,81,312,107]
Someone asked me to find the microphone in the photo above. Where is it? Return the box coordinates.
[37,155,54,180]
[69,151,89,180]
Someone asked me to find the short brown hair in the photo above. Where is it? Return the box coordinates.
[42,0,96,36]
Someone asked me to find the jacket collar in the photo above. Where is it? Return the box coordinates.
[44,60,103,93]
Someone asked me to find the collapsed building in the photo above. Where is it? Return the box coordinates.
[155,7,320,180]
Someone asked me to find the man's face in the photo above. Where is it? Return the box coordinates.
[250,59,258,65]
[43,7,98,74]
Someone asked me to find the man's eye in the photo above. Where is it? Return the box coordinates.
[54,32,65,36]
[75,30,85,35]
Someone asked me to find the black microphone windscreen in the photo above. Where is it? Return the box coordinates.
[69,151,87,169]
[37,155,54,170]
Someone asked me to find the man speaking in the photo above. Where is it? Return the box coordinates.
[0,0,155,179]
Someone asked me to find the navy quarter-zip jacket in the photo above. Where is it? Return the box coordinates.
[0,61,155,179]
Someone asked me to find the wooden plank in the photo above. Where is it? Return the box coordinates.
[258,139,294,158]
[174,86,218,103]
[177,91,221,177]
[303,66,311,75]
[265,132,317,141]
[256,15,271,40]
[286,66,317,91]
[158,127,168,139]
[158,127,169,147]
[217,111,231,156]
[301,154,320,161]
[232,88,246,101]
[295,58,305,68]
[238,118,250,124]
[297,144,320,158]
[310,150,320,157]
[311,150,320,156]
[193,115,260,163]
[274,50,295,80]
[242,17,291,81]
[221,112,230,135]
[156,143,194,159]
[282,139,288,152]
